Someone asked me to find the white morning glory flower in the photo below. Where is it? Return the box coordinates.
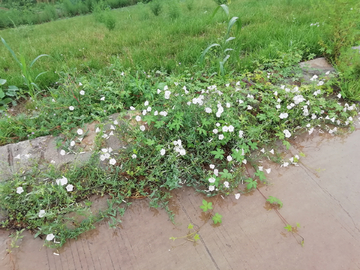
[265,168,271,174]
[56,176,68,186]
[70,141,75,147]
[227,155,233,162]
[160,149,166,156]
[226,103,231,108]
[276,104,281,109]
[209,177,216,183]
[242,159,247,164]
[279,113,288,119]
[214,169,219,176]
[269,149,274,154]
[79,90,85,95]
[132,154,137,159]
[109,158,116,165]
[164,91,171,99]
[209,164,215,169]
[144,100,149,106]
[235,193,241,200]
[77,129,83,135]
[135,116,141,122]
[239,130,244,138]
[209,186,215,191]
[219,134,224,140]
[258,166,263,171]
[140,125,146,131]
[283,129,291,138]
[66,184,74,192]
[222,126,229,132]
[46,234,55,241]
[16,187,24,194]
[69,106,74,111]
[224,181,230,188]
[228,125,234,132]
[60,149,66,156]
[38,210,46,218]
[205,107,212,113]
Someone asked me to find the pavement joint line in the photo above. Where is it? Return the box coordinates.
[175,193,220,270]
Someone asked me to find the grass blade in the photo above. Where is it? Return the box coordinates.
[1,37,21,66]
[226,17,242,38]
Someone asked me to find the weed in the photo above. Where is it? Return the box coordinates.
[150,0,162,16]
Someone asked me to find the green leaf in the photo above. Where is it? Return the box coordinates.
[188,224,194,230]
[245,178,257,190]
[296,222,301,228]
[200,199,213,212]
[211,148,225,159]
[226,17,242,38]
[197,127,207,136]
[30,54,49,68]
[0,79,6,85]
[219,169,232,179]
[284,224,292,232]
[266,196,283,208]
[231,149,244,162]
[145,139,156,146]
[154,121,165,128]
[254,170,266,181]
[212,213,222,224]
[200,43,220,64]
[193,234,200,241]
[1,37,21,66]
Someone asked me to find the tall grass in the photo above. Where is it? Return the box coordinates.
[0,0,358,89]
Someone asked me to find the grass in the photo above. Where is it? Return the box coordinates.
[1,0,358,89]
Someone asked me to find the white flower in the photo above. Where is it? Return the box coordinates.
[135,115,141,122]
[293,95,305,104]
[310,75,318,81]
[227,155,233,162]
[214,169,219,176]
[140,125,146,131]
[100,97,105,101]
[79,82,83,86]
[56,176,68,186]
[247,105,253,110]
[77,129,83,135]
[80,90,85,95]
[52,99,55,102]
[46,234,55,241]
[130,106,135,110]
[50,160,56,164]
[159,111,167,116]
[326,71,330,75]
[219,134,224,140]
[147,106,152,112]
[70,141,75,147]
[60,150,66,156]
[66,184,74,192]
[110,125,116,130]
[209,177,216,183]
[265,168,271,174]
[164,91,171,99]
[238,99,244,104]
[337,93,342,99]
[312,114,317,120]
[239,130,244,138]
[317,81,324,86]
[209,164,215,169]
[279,113,288,119]
[142,110,147,116]
[222,126,229,132]
[109,158,116,165]
[242,159,247,164]
[283,129,291,138]
[224,181,230,188]
[269,149,274,154]
[154,111,158,116]
[235,193,241,200]
[69,106,74,111]
[132,154,137,159]
[205,107,212,113]
[179,149,186,156]
[39,210,46,218]
[226,102,231,108]
[282,162,289,167]
[313,89,321,96]
[144,100,149,106]
[16,187,24,194]
[164,85,168,90]
[209,186,215,191]
[160,149,166,156]
[100,155,106,161]
[276,104,281,109]
[228,125,234,132]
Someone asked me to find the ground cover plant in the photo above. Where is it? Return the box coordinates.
[0,0,359,250]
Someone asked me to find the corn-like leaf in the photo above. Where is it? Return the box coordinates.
[30,54,50,68]
[200,43,220,63]
[225,37,235,43]
[211,4,229,19]
[226,17,242,38]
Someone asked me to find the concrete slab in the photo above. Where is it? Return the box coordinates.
[299,57,336,83]
[1,121,360,269]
